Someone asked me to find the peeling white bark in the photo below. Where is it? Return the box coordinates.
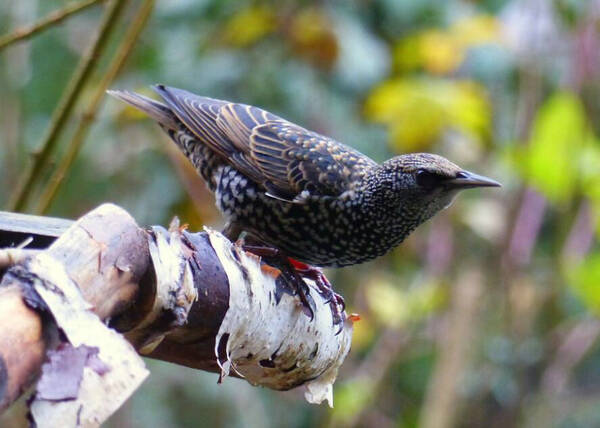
[26,253,149,428]
[208,229,353,407]
[126,220,198,354]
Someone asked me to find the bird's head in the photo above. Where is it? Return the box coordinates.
[374,153,500,222]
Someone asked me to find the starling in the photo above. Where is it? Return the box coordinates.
[109,85,500,268]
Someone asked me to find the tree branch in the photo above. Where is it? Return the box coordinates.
[0,0,104,51]
[0,204,353,424]
[7,0,129,212]
[36,0,156,214]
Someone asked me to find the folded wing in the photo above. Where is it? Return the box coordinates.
[154,85,377,201]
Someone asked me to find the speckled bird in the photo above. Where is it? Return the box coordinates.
[108,85,500,268]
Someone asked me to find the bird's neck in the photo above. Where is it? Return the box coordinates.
[357,168,432,244]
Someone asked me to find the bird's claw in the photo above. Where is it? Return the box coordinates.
[288,260,346,329]
[243,244,316,320]
[242,244,345,329]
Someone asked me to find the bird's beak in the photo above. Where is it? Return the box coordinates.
[446,170,501,189]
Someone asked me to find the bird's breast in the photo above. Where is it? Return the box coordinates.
[214,167,413,266]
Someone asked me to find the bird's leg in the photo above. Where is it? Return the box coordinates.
[242,244,345,328]
[241,244,316,320]
[222,222,244,242]
[287,259,346,331]
[224,227,314,314]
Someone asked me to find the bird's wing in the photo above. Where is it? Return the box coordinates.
[245,120,376,200]
[154,85,377,201]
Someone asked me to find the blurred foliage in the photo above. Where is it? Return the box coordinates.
[2,0,600,427]
[365,77,491,150]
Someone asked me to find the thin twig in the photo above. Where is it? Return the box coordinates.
[506,187,546,267]
[36,0,156,214]
[561,200,594,263]
[0,0,104,51]
[541,319,600,395]
[7,0,129,213]
[419,269,483,428]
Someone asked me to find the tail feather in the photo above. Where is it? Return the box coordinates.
[106,89,179,130]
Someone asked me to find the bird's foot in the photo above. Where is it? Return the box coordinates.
[242,245,316,320]
[287,259,346,332]
[241,245,345,329]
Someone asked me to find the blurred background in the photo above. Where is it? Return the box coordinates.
[1,0,600,427]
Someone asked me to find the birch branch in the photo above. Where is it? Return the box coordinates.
[0,203,353,426]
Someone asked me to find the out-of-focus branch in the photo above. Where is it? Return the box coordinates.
[561,200,594,263]
[0,0,104,51]
[340,328,410,428]
[36,0,156,214]
[540,200,598,396]
[419,269,483,428]
[506,187,546,268]
[542,319,600,395]
[7,0,129,213]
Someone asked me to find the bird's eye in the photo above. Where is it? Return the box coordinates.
[415,169,441,188]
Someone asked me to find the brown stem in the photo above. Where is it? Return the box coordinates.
[561,199,594,263]
[419,269,483,428]
[7,0,130,213]
[35,0,156,214]
[542,320,600,395]
[506,187,546,268]
[0,0,104,51]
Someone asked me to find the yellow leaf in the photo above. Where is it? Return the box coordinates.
[393,35,422,72]
[393,14,501,75]
[365,278,445,327]
[419,29,464,75]
[448,81,491,141]
[223,6,276,48]
[451,14,501,47]
[349,314,375,350]
[365,77,491,151]
[288,8,338,68]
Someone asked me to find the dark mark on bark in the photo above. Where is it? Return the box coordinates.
[4,266,49,313]
[217,333,229,365]
[0,356,7,406]
[259,359,276,368]
[271,343,282,361]
[281,362,297,373]
[76,404,83,425]
[308,343,319,360]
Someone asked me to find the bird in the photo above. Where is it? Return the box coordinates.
[108,85,500,269]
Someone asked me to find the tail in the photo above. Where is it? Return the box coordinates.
[107,89,179,130]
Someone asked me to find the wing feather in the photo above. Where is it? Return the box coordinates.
[153,85,377,200]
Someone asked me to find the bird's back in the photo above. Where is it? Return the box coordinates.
[111,86,378,201]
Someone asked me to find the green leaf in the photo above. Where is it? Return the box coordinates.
[365,278,446,327]
[525,92,587,202]
[568,254,600,315]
